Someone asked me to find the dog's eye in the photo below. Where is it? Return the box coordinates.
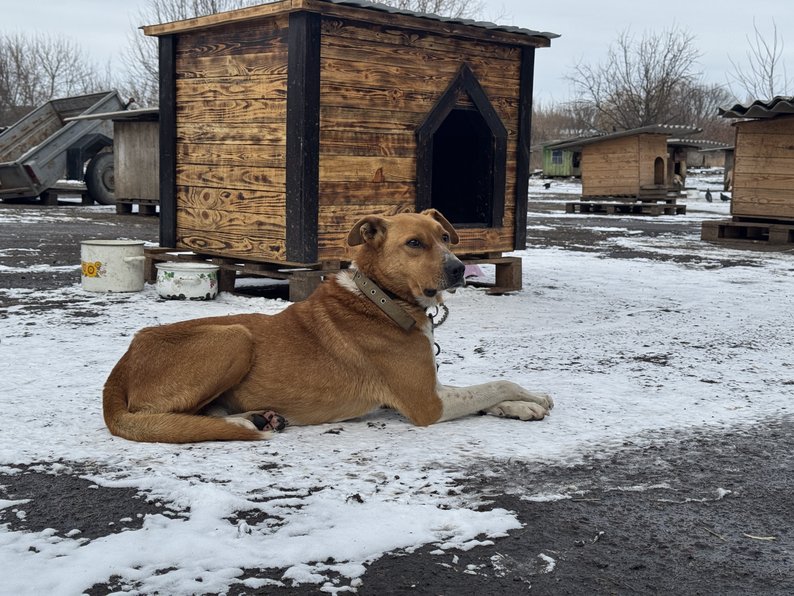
[406,238,423,249]
[441,233,450,243]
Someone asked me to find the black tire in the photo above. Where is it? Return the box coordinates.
[85,152,115,205]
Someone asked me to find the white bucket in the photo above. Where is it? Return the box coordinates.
[80,239,146,293]
[155,262,220,300]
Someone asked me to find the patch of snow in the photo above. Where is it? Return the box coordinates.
[538,553,556,574]
[0,199,792,593]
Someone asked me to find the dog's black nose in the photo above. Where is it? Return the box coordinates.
[445,257,465,287]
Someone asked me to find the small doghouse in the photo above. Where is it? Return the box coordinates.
[702,96,794,245]
[550,125,700,199]
[112,109,160,215]
[143,0,556,279]
[66,107,161,213]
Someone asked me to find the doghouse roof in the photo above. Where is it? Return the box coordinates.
[142,0,558,47]
[547,124,701,151]
[719,96,794,120]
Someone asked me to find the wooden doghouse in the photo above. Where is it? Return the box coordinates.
[112,109,160,215]
[551,125,699,216]
[143,0,556,298]
[702,96,794,246]
[66,107,160,213]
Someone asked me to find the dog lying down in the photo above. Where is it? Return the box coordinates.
[103,209,553,443]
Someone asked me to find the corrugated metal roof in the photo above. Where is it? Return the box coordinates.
[719,96,794,119]
[546,124,701,151]
[65,108,159,122]
[320,0,559,41]
[668,138,730,150]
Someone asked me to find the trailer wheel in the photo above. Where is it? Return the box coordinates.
[85,152,115,205]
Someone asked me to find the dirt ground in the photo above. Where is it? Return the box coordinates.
[1,195,792,595]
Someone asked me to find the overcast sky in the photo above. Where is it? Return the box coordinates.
[2,0,791,104]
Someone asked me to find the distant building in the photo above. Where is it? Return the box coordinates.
[541,142,581,177]
[719,96,794,221]
[544,124,700,199]
[702,96,794,246]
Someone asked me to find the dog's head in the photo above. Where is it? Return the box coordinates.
[347,209,465,307]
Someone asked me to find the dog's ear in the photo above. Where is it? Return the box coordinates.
[347,215,389,247]
[420,209,459,244]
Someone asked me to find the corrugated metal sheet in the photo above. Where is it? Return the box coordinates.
[546,124,701,151]
[322,0,559,41]
[719,96,794,119]
[668,138,730,150]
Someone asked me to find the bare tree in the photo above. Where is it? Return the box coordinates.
[124,0,486,105]
[0,33,111,125]
[378,0,484,19]
[728,19,790,101]
[567,27,704,131]
[123,0,265,105]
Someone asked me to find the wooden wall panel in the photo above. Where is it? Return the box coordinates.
[174,16,289,262]
[115,121,159,200]
[582,137,639,197]
[637,135,667,188]
[733,117,794,220]
[317,17,522,260]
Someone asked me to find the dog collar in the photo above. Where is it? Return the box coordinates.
[352,271,416,332]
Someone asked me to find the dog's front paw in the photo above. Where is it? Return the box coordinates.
[249,411,287,432]
[525,391,554,411]
[483,400,550,421]
[494,381,554,410]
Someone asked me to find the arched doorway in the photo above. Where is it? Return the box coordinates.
[654,156,665,185]
[430,108,493,225]
[416,64,507,227]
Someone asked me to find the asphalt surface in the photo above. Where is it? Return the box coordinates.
[1,197,792,595]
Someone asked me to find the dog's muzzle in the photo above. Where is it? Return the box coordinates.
[443,254,466,290]
[423,254,465,298]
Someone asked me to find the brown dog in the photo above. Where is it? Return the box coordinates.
[103,209,553,442]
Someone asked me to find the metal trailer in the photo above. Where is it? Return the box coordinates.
[0,91,125,204]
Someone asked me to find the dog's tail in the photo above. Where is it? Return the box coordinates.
[102,363,267,443]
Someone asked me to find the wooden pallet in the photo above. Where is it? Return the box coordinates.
[144,249,522,301]
[144,248,332,301]
[459,255,522,295]
[701,220,794,245]
[116,197,158,216]
[566,201,686,215]
[582,194,681,205]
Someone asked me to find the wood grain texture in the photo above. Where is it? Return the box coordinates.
[177,206,287,261]
[732,117,794,219]
[115,120,159,200]
[163,6,536,264]
[316,16,522,261]
[173,18,290,258]
[178,186,286,214]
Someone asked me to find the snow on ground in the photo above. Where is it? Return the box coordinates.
[1,190,793,594]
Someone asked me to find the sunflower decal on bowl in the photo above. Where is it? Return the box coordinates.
[81,260,104,278]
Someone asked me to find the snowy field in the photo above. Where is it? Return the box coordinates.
[1,182,793,594]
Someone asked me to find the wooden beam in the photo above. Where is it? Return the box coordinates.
[285,10,321,263]
[514,48,535,250]
[158,35,177,248]
[142,0,552,49]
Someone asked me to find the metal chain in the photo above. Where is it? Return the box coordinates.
[427,303,449,371]
[427,303,449,329]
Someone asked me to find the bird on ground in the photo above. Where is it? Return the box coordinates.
[543,182,552,189]
[720,193,731,202]
[705,189,713,202]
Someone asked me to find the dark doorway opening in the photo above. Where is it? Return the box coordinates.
[431,108,494,226]
[654,156,665,185]
[416,64,507,229]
